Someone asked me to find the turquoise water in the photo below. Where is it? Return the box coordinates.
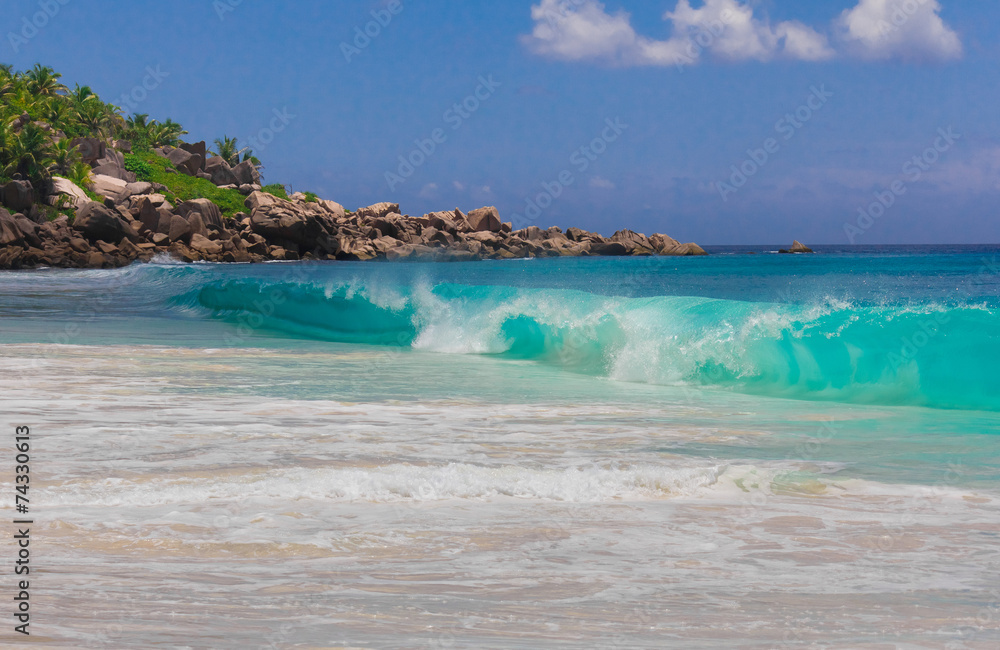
[5,248,1000,408]
[2,250,999,484]
[1,248,999,647]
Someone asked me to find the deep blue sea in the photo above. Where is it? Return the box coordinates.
[1,246,998,647]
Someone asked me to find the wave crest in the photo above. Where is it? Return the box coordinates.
[180,276,999,411]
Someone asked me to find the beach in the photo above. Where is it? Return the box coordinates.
[2,249,998,647]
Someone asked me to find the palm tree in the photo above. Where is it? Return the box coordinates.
[47,138,80,177]
[241,149,261,166]
[68,84,97,107]
[149,119,187,147]
[25,64,66,97]
[3,123,54,183]
[4,83,35,118]
[0,65,14,94]
[119,113,154,146]
[126,113,151,130]
[44,97,73,126]
[102,103,125,135]
[66,160,92,187]
[74,100,113,137]
[211,136,245,166]
[0,120,11,173]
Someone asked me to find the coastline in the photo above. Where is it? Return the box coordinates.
[0,138,707,270]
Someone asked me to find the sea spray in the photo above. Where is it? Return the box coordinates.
[184,276,1000,411]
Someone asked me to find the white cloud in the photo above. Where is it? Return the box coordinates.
[453,181,466,191]
[590,176,617,189]
[666,0,833,63]
[523,0,832,67]
[835,0,962,62]
[524,0,679,65]
[523,0,961,67]
[777,21,837,62]
[418,183,439,199]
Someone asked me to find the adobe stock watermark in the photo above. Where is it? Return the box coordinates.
[876,0,940,41]
[717,85,834,202]
[341,1,404,63]
[884,252,996,371]
[536,0,589,29]
[384,75,501,191]
[244,107,296,156]
[510,117,628,229]
[116,66,170,113]
[674,9,738,71]
[844,126,961,244]
[212,0,243,20]
[7,0,72,53]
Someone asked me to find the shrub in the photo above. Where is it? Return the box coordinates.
[303,191,319,203]
[39,198,75,223]
[127,150,247,217]
[262,183,289,200]
[123,154,153,181]
[66,161,92,188]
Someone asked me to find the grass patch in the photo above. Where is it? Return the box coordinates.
[303,191,319,203]
[129,150,247,218]
[123,154,154,182]
[38,203,75,223]
[262,183,289,201]
[83,188,103,203]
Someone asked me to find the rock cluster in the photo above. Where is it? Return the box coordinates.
[779,240,815,254]
[0,140,707,269]
[156,141,263,195]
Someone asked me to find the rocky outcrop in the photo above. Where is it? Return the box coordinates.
[176,199,223,231]
[151,142,263,192]
[780,240,814,254]
[72,202,140,244]
[90,174,129,203]
[647,233,707,256]
[91,149,136,182]
[205,156,238,186]
[0,137,711,269]
[47,177,91,211]
[355,202,400,220]
[231,160,261,186]
[180,141,207,160]
[0,209,26,246]
[72,138,106,165]
[2,180,35,215]
[467,206,502,233]
[165,147,201,176]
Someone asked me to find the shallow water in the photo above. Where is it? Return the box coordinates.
[1,250,998,647]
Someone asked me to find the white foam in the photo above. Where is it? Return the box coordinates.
[42,462,730,507]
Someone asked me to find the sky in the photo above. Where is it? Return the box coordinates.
[5,0,1000,244]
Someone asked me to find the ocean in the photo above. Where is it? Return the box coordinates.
[1,246,998,648]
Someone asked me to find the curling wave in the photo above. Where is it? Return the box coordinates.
[173,273,1000,411]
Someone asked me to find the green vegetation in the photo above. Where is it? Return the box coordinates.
[210,136,260,167]
[36,193,76,222]
[128,150,247,218]
[0,64,269,212]
[123,154,153,181]
[0,64,184,189]
[303,191,319,203]
[119,114,187,150]
[39,202,75,223]
[262,183,289,200]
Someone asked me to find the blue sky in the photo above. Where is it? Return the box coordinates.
[6,0,999,244]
